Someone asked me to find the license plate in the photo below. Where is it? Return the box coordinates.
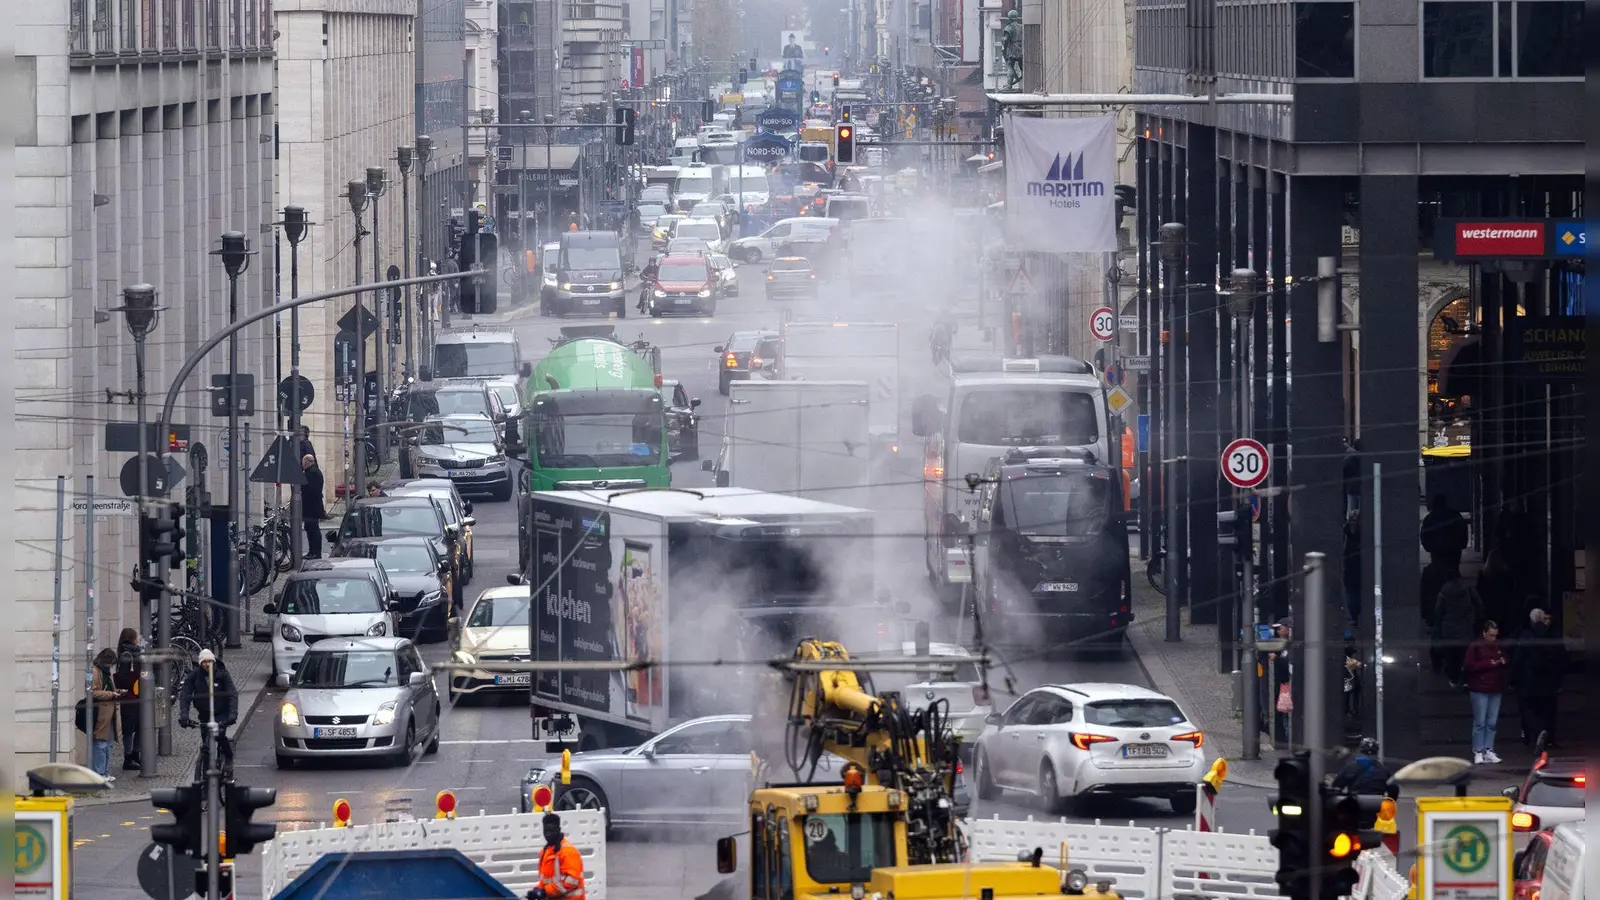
[582,298,601,305]
[1038,582,1079,592]
[494,673,531,686]
[1122,743,1169,758]
[313,727,358,739]
[675,297,692,304]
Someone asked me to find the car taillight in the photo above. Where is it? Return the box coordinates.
[924,463,944,479]
[725,354,738,368]
[1070,732,1117,751]
[1172,731,1204,747]
[1575,774,1586,785]
[971,684,989,706]
[955,760,964,775]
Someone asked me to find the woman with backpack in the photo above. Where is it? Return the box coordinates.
[114,628,143,771]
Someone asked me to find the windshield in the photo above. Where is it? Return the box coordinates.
[490,384,519,409]
[677,175,714,195]
[677,222,721,241]
[1003,472,1112,536]
[802,813,896,885]
[350,504,441,537]
[561,246,621,270]
[281,577,383,615]
[407,389,487,419]
[736,174,770,195]
[660,262,710,282]
[347,542,434,574]
[860,659,982,693]
[639,203,667,217]
[1083,699,1188,728]
[798,144,830,163]
[468,595,532,628]
[957,389,1099,446]
[433,344,515,378]
[421,418,499,445]
[293,650,399,688]
[829,199,871,221]
[533,393,664,468]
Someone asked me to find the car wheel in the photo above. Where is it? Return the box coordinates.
[425,715,441,755]
[394,721,416,767]
[1170,790,1197,815]
[974,748,998,801]
[556,776,612,834]
[1039,762,1069,815]
[491,479,513,502]
[718,373,731,396]
[275,753,294,770]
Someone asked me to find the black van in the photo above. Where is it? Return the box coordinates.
[552,231,626,317]
[970,447,1131,646]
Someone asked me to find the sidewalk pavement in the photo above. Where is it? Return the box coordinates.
[80,476,385,805]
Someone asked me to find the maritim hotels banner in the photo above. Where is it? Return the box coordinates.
[1003,113,1118,253]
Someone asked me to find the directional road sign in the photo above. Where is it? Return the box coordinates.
[1089,306,1116,342]
[1119,315,1140,332]
[118,455,168,498]
[1124,355,1151,372]
[1221,437,1270,489]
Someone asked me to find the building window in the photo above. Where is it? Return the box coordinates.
[1294,3,1355,78]
[1423,2,1494,76]
[1515,1,1581,75]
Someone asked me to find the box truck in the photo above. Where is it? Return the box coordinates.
[779,321,900,457]
[704,380,871,506]
[518,487,887,748]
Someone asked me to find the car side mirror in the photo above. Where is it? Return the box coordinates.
[641,744,656,760]
[507,573,527,586]
[276,674,291,688]
[716,835,737,875]
[408,671,427,686]
[701,459,714,472]
[439,561,452,575]
[690,398,701,409]
[520,362,533,378]
[713,345,724,354]
[462,517,476,528]
[262,602,278,616]
[446,523,461,534]
[715,470,731,488]
[985,712,1003,728]
[1500,786,1519,800]
[462,500,474,516]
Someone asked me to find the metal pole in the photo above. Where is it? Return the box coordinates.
[274,230,283,435]
[371,189,388,465]
[353,222,368,497]
[1241,543,1260,760]
[49,474,66,761]
[401,168,414,378]
[83,475,97,771]
[225,266,242,649]
[287,215,305,570]
[205,689,221,900]
[134,329,164,769]
[1303,550,1329,900]
[1371,462,1385,758]
[1158,222,1185,641]
[240,424,252,635]
[545,117,554,244]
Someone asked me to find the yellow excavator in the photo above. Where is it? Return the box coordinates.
[713,638,1119,900]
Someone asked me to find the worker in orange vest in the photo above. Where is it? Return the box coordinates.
[528,812,586,900]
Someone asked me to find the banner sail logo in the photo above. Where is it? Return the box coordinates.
[1028,151,1104,200]
[1004,113,1118,252]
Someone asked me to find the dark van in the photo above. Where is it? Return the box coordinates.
[970,447,1131,646]
[554,231,626,317]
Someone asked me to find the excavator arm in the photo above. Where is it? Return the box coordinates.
[769,638,966,865]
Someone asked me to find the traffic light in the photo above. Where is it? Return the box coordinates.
[614,106,636,145]
[1269,752,1314,899]
[835,124,855,164]
[1320,788,1388,896]
[141,504,180,569]
[737,67,747,84]
[832,73,840,87]
[459,230,499,315]
[168,502,187,569]
[222,783,279,856]
[151,784,205,858]
[749,57,758,72]
[1216,503,1251,555]
[702,99,715,122]
[840,104,852,122]
[194,863,233,898]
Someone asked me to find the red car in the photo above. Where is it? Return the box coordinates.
[645,254,717,317]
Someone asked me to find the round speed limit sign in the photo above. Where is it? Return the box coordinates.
[1222,438,1270,489]
[1089,306,1116,342]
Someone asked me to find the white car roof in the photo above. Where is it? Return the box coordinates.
[1040,682,1174,703]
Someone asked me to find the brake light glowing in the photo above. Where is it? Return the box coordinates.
[1172,731,1205,747]
[725,353,738,368]
[924,463,944,479]
[1574,774,1586,785]
[955,760,964,775]
[1070,733,1117,751]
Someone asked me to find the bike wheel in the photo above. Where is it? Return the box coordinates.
[271,525,295,571]
[364,442,381,477]
[168,636,202,696]
[244,547,273,596]
[1146,554,1167,595]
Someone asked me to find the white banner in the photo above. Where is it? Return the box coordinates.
[1003,114,1118,252]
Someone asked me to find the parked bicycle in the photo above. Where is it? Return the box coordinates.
[1146,521,1167,596]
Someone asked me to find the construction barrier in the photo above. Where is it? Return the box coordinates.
[260,807,608,900]
[964,816,1406,900]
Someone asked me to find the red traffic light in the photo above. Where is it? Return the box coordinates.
[838,126,852,140]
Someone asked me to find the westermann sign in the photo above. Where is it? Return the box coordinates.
[1004,113,1117,252]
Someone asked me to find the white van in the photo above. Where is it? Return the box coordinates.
[728,217,839,263]
[1536,824,1585,900]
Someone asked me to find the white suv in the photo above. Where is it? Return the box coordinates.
[972,682,1206,814]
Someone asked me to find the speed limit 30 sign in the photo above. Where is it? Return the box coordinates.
[1089,306,1116,342]
[1222,438,1270,489]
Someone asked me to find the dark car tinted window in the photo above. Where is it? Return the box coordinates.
[1525,776,1584,808]
[1083,699,1187,728]
[347,504,441,538]
[282,577,382,615]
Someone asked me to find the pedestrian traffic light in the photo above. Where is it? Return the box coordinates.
[151,783,205,858]
[749,57,758,72]
[614,106,636,145]
[222,783,279,856]
[1269,752,1314,899]
[168,502,187,569]
[835,124,855,164]
[832,73,841,88]
[459,231,499,315]
[194,863,233,898]
[1216,503,1250,554]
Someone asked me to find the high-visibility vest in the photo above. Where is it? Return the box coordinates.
[538,839,586,900]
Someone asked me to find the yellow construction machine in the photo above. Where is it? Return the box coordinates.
[713,638,1119,900]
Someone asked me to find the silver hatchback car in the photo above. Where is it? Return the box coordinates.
[274,637,442,769]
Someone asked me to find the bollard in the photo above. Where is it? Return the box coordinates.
[332,798,352,828]
[436,790,458,820]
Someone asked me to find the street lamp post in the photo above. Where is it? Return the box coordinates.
[113,282,163,777]
[544,115,555,243]
[396,147,415,379]
[1158,222,1187,643]
[415,136,435,377]
[366,166,391,465]
[214,231,253,650]
[518,110,532,274]
[280,205,311,569]
[1225,267,1262,760]
[346,180,371,496]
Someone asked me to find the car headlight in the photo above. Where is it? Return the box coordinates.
[367,621,388,636]
[486,454,505,464]
[653,289,666,298]
[373,702,398,727]
[280,623,303,642]
[608,281,623,290]
[698,289,712,298]
[420,590,444,607]
[280,702,300,726]
[559,282,573,290]
[453,649,478,666]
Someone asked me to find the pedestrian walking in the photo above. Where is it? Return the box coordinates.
[300,453,326,559]
[1511,608,1566,747]
[1421,494,1469,570]
[89,647,123,780]
[176,649,238,774]
[529,812,587,900]
[1462,620,1509,764]
[113,628,143,771]
[1432,575,1482,687]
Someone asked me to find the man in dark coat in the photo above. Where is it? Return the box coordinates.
[1421,494,1469,570]
[300,453,326,559]
[1511,608,1566,746]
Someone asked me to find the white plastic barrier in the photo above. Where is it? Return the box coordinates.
[964,816,1407,900]
[260,808,608,900]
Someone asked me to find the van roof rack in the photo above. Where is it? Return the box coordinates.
[949,355,1091,375]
